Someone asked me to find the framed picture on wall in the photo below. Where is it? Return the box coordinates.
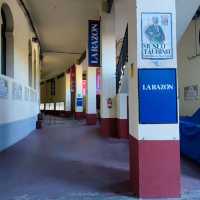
[184,85,199,101]
[0,77,8,98]
[141,12,173,60]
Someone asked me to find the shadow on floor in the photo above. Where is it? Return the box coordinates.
[181,156,200,179]
[0,118,131,199]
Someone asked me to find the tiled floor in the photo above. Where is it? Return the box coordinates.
[0,116,200,200]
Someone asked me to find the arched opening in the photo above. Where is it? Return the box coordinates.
[1,3,14,77]
[33,49,36,89]
[28,40,32,87]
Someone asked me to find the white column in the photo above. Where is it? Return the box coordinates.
[86,66,97,125]
[75,64,84,119]
[100,6,117,137]
[128,0,180,198]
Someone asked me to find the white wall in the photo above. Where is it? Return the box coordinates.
[178,19,200,116]
[114,0,128,42]
[176,0,200,43]
[0,0,40,124]
[100,6,116,119]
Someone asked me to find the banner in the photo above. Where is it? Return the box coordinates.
[70,66,76,93]
[82,80,87,96]
[88,20,100,67]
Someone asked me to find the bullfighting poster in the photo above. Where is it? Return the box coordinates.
[141,13,173,60]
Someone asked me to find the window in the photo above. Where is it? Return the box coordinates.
[56,102,65,111]
[33,50,37,89]
[1,4,14,77]
[40,103,44,110]
[49,103,55,111]
[45,103,50,110]
[28,40,32,87]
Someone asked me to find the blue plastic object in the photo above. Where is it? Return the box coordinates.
[180,108,200,163]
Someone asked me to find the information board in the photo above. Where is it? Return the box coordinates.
[138,68,177,124]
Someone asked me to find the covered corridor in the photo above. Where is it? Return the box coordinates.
[2,0,200,199]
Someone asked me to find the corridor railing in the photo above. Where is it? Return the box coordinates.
[116,25,128,94]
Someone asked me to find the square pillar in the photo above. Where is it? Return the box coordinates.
[116,93,129,139]
[86,67,97,125]
[75,64,84,120]
[86,19,101,125]
[65,71,71,117]
[100,8,117,137]
[128,0,180,198]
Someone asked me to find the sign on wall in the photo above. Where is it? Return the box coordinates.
[184,85,199,101]
[12,82,22,100]
[88,20,100,67]
[77,98,83,107]
[24,87,29,101]
[138,69,177,124]
[0,77,8,98]
[141,13,173,60]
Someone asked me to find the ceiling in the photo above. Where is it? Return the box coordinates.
[24,0,101,79]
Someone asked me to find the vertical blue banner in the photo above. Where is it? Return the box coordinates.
[88,20,100,67]
[138,68,178,124]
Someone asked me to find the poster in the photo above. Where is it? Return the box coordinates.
[141,13,173,60]
[96,68,101,95]
[138,68,177,124]
[82,80,87,96]
[0,77,8,98]
[77,98,83,107]
[184,85,199,101]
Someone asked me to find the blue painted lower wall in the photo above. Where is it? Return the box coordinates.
[0,117,37,151]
